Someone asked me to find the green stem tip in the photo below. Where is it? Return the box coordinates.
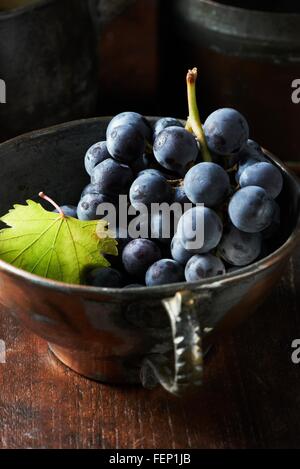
[186,68,212,162]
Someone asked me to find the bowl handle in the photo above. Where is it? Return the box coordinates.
[140,290,210,397]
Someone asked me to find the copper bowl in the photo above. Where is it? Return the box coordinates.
[0,117,299,396]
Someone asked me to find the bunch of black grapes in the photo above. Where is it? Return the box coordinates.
[61,109,283,288]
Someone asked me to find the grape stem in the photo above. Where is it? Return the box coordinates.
[185,118,193,132]
[186,68,212,162]
[226,164,238,173]
[39,192,65,217]
[167,178,183,187]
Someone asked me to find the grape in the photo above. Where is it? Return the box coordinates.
[239,162,283,199]
[204,108,249,155]
[53,205,77,218]
[77,193,114,221]
[262,201,280,239]
[218,225,262,266]
[145,259,184,286]
[106,112,152,141]
[91,158,133,195]
[171,235,193,265]
[137,168,166,179]
[184,162,230,207]
[236,139,268,183]
[81,183,101,198]
[122,239,161,276]
[239,139,263,157]
[153,117,183,140]
[86,267,123,288]
[173,186,190,205]
[106,124,146,164]
[228,186,275,233]
[185,254,226,282]
[84,141,110,176]
[176,206,223,254]
[129,172,172,209]
[153,126,198,175]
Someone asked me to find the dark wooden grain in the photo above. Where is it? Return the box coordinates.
[0,247,299,449]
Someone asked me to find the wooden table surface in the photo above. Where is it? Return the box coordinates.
[0,247,299,449]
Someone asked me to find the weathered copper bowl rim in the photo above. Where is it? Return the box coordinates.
[194,0,300,17]
[0,116,299,298]
[0,0,55,18]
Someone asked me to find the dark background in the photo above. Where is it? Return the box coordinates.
[1,0,300,163]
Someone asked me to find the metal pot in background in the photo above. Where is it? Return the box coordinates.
[0,0,98,141]
[89,0,136,25]
[160,0,300,162]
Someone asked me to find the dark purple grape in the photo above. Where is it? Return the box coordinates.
[86,267,123,288]
[106,124,146,164]
[129,172,172,209]
[53,205,77,218]
[262,201,280,239]
[84,141,110,176]
[173,186,190,205]
[239,162,283,199]
[91,158,133,196]
[171,235,193,265]
[145,259,184,286]
[153,126,199,175]
[106,112,152,141]
[176,206,223,254]
[137,168,166,179]
[153,117,183,140]
[184,162,230,207]
[77,193,114,221]
[236,139,268,183]
[185,254,226,282]
[122,239,161,276]
[239,139,263,158]
[81,183,101,198]
[228,186,275,233]
[204,108,249,156]
[218,225,262,266]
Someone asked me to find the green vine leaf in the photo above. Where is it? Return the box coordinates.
[0,200,118,284]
